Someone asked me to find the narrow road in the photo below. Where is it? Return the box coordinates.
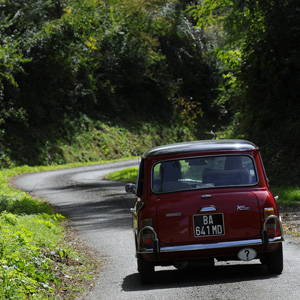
[14,160,300,300]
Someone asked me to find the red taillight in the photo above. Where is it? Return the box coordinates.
[143,231,154,244]
[141,218,154,245]
[265,222,276,234]
[264,208,277,234]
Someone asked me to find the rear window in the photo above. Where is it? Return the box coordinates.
[152,155,258,193]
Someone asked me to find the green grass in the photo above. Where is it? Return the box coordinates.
[0,166,71,298]
[105,167,139,183]
[58,120,196,165]
[0,212,65,298]
[271,186,300,207]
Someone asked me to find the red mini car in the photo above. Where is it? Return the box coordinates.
[126,140,284,283]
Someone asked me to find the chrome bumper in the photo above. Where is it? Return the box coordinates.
[137,215,284,256]
[138,236,283,254]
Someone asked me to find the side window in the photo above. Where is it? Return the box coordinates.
[259,152,268,183]
[136,159,144,198]
[241,156,258,184]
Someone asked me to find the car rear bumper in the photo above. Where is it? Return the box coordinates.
[137,215,284,256]
[137,236,283,254]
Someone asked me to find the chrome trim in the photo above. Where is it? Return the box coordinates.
[137,236,283,254]
[202,194,212,199]
[200,206,216,212]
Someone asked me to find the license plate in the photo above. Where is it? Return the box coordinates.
[193,213,225,237]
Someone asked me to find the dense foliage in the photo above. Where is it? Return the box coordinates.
[190,0,300,184]
[238,0,300,184]
[0,0,218,167]
[1,0,300,181]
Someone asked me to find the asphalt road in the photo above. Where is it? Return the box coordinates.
[13,160,300,300]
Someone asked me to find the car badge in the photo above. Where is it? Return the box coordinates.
[166,213,182,217]
[237,205,250,211]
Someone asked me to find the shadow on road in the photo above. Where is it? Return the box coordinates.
[48,181,136,232]
[28,179,126,194]
[122,263,277,292]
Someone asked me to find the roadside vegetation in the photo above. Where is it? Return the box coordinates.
[0,0,216,169]
[271,187,300,208]
[0,161,124,299]
[1,0,299,184]
[105,167,139,184]
[0,159,139,299]
[2,0,300,184]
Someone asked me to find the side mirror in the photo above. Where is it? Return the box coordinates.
[125,183,136,194]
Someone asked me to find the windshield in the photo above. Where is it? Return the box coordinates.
[152,155,258,193]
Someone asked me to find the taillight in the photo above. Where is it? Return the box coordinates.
[141,218,154,245]
[264,208,276,234]
[142,230,154,245]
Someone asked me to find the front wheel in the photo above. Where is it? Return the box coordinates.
[266,243,283,275]
[137,255,155,284]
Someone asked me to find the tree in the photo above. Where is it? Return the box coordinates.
[190,0,300,183]
[0,0,219,166]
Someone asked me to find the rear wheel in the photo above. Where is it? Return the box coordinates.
[266,243,283,275]
[137,255,155,284]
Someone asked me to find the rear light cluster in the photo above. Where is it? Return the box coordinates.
[264,208,277,235]
[141,218,154,245]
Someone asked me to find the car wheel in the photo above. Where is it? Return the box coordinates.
[266,243,283,275]
[137,255,155,284]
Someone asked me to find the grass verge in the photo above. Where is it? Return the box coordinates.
[0,159,132,299]
[271,186,300,208]
[105,167,139,183]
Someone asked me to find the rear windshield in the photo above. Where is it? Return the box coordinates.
[152,155,258,193]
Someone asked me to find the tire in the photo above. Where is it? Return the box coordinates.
[266,243,283,275]
[137,255,155,284]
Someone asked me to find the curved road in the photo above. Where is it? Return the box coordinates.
[14,160,300,300]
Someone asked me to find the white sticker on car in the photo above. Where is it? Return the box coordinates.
[238,248,257,261]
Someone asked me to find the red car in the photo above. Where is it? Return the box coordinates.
[126,140,284,283]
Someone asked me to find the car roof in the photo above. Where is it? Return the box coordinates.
[142,139,258,158]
